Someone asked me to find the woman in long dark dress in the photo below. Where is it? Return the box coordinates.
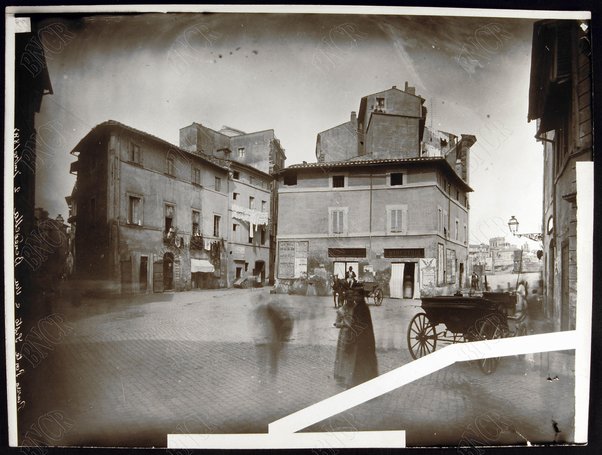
[333,285,378,388]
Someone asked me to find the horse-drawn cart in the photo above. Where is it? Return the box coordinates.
[406,293,515,374]
[333,278,384,307]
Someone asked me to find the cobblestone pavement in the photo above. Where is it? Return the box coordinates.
[17,288,575,448]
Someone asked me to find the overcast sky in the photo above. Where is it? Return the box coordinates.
[30,10,545,244]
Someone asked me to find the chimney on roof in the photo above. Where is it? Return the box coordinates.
[392,85,397,89]
[350,111,357,128]
[404,81,416,96]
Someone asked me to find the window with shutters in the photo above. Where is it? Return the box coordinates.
[386,204,407,235]
[192,167,201,186]
[128,195,142,226]
[128,143,141,164]
[329,207,348,235]
[390,209,402,232]
[552,26,572,83]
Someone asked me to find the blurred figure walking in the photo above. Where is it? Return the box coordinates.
[252,295,294,378]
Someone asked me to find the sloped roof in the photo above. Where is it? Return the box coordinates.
[280,156,472,192]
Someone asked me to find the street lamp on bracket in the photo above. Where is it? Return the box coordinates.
[507,216,543,242]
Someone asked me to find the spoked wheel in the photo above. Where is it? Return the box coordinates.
[373,288,383,306]
[407,313,437,360]
[473,316,505,375]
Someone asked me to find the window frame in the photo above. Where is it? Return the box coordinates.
[214,176,222,192]
[127,194,143,226]
[128,142,141,164]
[331,174,346,189]
[283,173,297,186]
[192,167,202,186]
[328,207,348,235]
[166,155,176,176]
[386,204,408,235]
[390,172,404,186]
[213,214,221,237]
[164,203,176,234]
[192,209,201,237]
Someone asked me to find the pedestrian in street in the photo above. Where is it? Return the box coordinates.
[333,284,378,388]
[252,295,294,378]
[470,272,479,291]
[514,280,528,322]
[345,266,357,288]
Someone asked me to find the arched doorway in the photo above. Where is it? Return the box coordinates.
[163,252,174,291]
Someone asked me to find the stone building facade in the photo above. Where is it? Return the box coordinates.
[67,120,285,293]
[178,122,286,284]
[528,19,593,330]
[276,158,473,298]
[277,83,476,298]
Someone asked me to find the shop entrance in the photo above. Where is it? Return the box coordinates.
[333,261,359,281]
[390,262,416,299]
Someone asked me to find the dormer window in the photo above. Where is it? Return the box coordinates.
[238,147,245,158]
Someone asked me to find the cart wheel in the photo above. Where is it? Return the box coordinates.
[407,313,437,360]
[374,288,383,306]
[475,317,504,375]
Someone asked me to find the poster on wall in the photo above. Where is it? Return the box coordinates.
[278,241,295,278]
[419,258,436,288]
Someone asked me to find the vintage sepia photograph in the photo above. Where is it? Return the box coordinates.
[5,4,594,450]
